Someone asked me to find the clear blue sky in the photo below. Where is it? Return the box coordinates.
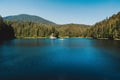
[0,0,120,25]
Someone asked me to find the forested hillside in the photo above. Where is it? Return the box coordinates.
[89,12,120,39]
[56,24,90,37]
[0,16,14,40]
[0,12,120,40]
[4,21,89,38]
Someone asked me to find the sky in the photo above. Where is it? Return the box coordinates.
[0,0,120,25]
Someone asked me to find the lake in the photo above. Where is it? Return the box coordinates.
[0,38,120,80]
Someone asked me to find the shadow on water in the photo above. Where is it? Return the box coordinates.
[11,39,50,47]
[92,39,120,59]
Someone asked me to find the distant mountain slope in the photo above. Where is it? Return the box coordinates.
[3,14,55,24]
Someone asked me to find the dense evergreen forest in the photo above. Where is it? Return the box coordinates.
[0,16,15,40]
[89,12,120,39]
[0,12,120,40]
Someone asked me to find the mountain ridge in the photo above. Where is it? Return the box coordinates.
[3,14,55,25]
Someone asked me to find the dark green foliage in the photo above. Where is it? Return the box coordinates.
[89,12,120,39]
[1,12,120,40]
[0,16,15,40]
[4,21,89,38]
[56,24,90,37]
[0,15,3,25]
[4,14,55,25]
[4,20,57,38]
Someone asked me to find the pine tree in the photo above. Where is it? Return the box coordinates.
[0,15,3,25]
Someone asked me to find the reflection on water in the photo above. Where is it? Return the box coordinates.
[0,38,120,80]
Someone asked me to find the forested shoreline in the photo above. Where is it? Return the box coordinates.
[0,12,120,40]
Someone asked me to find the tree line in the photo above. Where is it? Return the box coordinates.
[0,15,15,40]
[3,20,90,38]
[0,12,120,40]
[88,12,120,39]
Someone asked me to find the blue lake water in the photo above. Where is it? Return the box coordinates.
[0,38,120,80]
